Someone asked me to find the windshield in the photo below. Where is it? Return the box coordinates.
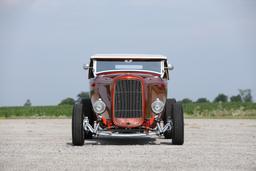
[95,60,163,74]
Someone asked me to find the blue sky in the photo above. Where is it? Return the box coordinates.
[0,0,255,106]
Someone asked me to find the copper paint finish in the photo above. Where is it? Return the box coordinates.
[112,75,145,128]
[90,71,167,128]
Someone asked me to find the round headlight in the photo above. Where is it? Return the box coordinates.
[151,98,164,114]
[93,99,106,114]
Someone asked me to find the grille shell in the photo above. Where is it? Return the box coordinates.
[114,79,143,118]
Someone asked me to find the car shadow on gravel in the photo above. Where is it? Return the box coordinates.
[90,137,156,145]
[67,137,173,146]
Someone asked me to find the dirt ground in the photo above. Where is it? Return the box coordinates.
[0,119,255,171]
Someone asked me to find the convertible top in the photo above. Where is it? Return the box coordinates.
[91,54,167,60]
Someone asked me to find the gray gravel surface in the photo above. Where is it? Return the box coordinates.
[0,119,255,171]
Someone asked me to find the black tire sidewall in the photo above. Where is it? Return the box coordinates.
[163,98,176,139]
[163,98,176,123]
[72,103,84,145]
[172,103,184,145]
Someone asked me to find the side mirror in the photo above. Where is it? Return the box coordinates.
[83,64,90,70]
[165,64,174,70]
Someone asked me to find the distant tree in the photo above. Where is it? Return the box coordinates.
[214,94,228,103]
[24,99,32,107]
[77,91,90,99]
[196,98,209,103]
[59,97,75,105]
[230,95,242,102]
[239,89,252,102]
[182,98,193,103]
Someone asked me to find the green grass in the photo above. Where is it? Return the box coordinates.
[0,105,72,118]
[183,102,256,119]
[0,102,256,119]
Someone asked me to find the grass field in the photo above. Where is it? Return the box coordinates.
[0,102,255,119]
[183,102,256,119]
[0,105,72,118]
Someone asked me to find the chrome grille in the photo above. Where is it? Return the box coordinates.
[114,80,143,118]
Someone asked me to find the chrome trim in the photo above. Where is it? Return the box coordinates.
[83,117,172,137]
[93,60,165,78]
[83,117,94,133]
[93,60,97,77]
[92,98,106,114]
[151,98,165,114]
[97,132,159,137]
[165,63,174,70]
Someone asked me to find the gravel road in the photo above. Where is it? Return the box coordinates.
[0,119,255,171]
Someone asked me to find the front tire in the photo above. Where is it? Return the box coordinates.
[163,99,176,139]
[72,103,84,146]
[172,103,184,145]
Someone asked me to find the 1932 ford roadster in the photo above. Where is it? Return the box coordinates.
[72,54,184,145]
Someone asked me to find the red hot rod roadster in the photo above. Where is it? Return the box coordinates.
[72,54,184,145]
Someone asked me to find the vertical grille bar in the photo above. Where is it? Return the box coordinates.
[114,79,142,118]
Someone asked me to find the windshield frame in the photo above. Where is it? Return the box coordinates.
[93,59,165,77]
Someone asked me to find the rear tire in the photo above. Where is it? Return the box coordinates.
[72,103,84,146]
[172,103,184,145]
[163,99,176,139]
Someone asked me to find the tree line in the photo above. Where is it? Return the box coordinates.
[181,89,253,104]
[58,92,89,105]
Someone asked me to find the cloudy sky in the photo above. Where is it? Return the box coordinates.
[0,0,255,106]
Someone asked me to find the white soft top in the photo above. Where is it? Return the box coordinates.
[91,54,167,60]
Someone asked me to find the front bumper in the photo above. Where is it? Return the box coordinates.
[83,116,172,137]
